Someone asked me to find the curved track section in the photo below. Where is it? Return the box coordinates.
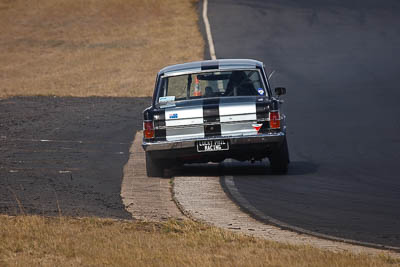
[172,168,399,257]
[207,0,400,247]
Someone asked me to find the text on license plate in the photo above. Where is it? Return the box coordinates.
[197,140,229,152]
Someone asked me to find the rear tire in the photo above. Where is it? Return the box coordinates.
[269,137,290,174]
[145,152,164,177]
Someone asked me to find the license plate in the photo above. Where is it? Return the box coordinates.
[197,140,229,152]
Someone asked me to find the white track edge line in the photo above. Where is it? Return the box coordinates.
[203,0,217,60]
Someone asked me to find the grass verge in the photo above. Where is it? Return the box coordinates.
[0,0,203,97]
[0,215,398,267]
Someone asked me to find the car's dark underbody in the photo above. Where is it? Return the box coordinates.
[147,141,281,164]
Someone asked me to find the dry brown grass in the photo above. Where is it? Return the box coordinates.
[0,215,398,267]
[0,0,203,97]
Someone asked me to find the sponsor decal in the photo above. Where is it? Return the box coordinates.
[257,88,265,95]
[169,113,178,119]
[159,96,175,103]
[252,123,263,132]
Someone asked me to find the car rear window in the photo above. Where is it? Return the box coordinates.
[157,70,267,103]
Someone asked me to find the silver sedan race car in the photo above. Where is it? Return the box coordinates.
[142,59,289,177]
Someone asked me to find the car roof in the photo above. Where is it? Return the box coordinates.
[159,59,264,77]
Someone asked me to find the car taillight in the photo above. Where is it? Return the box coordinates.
[269,111,280,129]
[143,121,155,139]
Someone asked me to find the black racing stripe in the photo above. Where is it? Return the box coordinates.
[204,124,221,137]
[203,98,220,123]
[203,111,219,123]
[203,98,221,137]
[201,60,219,70]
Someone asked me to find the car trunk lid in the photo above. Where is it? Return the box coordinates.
[153,96,270,141]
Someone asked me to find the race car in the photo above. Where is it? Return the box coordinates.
[142,59,289,177]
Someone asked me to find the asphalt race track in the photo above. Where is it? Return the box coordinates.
[207,0,400,247]
[0,97,150,219]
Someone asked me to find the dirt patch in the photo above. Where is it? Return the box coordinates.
[0,96,150,218]
[0,0,203,97]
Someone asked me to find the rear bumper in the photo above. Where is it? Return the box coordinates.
[142,132,285,152]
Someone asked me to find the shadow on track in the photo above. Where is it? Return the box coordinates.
[174,160,319,177]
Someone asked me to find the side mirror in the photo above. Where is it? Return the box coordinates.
[274,87,286,96]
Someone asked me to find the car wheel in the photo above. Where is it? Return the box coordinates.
[145,151,164,177]
[269,136,290,174]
